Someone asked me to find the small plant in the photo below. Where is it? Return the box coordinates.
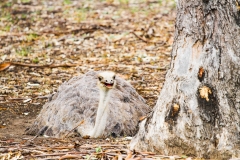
[130,7,139,14]
[27,33,39,42]
[95,146,102,153]
[2,13,13,22]
[75,9,87,22]
[85,155,90,160]
[16,47,32,57]
[21,14,27,19]
[119,0,129,5]
[6,2,12,7]
[3,25,10,32]
[2,2,12,7]
[32,57,39,64]
[63,0,72,5]
[21,0,31,4]
[181,155,188,158]
[158,0,162,5]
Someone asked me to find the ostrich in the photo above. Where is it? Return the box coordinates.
[25,71,150,138]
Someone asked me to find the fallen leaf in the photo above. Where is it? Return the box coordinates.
[0,62,11,71]
[139,116,147,121]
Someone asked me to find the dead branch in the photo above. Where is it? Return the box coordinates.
[0,61,79,71]
[10,61,78,68]
[0,28,96,37]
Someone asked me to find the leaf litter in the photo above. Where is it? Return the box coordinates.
[0,0,191,159]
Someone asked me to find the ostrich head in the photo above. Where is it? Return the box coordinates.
[97,71,116,91]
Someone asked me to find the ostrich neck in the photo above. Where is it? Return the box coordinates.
[91,89,111,138]
[99,89,110,107]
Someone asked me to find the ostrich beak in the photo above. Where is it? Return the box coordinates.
[103,82,114,89]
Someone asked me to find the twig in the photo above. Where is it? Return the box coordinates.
[0,141,20,144]
[34,153,66,157]
[40,28,96,35]
[131,32,166,45]
[59,154,83,160]
[0,61,79,71]
[0,24,116,37]
[36,94,52,99]
[63,120,85,139]
[10,61,79,68]
[28,126,49,141]
[131,32,148,43]
[0,28,96,37]
[80,144,125,149]
[33,152,83,158]
[50,145,75,150]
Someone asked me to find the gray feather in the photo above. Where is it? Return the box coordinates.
[25,71,150,138]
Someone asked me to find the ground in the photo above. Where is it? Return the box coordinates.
[0,0,178,159]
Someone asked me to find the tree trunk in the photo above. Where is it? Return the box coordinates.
[130,0,240,159]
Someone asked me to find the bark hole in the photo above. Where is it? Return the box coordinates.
[165,103,180,121]
[165,102,180,130]
[197,85,219,124]
[198,67,205,82]
[235,1,240,26]
[234,10,240,27]
[144,112,153,130]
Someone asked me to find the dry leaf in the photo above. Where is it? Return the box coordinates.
[139,116,147,121]
[0,62,11,71]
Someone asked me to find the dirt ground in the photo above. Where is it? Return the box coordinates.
[0,0,177,159]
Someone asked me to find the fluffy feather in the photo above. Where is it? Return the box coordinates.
[25,71,150,138]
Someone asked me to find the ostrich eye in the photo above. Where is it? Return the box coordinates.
[98,76,103,81]
[113,75,116,80]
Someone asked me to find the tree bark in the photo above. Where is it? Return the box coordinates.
[130,0,240,159]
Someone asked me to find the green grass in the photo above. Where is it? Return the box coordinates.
[118,0,129,5]
[27,33,39,42]
[0,13,13,22]
[63,0,72,5]
[75,8,88,22]
[32,57,39,63]
[21,0,31,3]
[2,25,10,32]
[16,47,32,57]
[95,146,102,153]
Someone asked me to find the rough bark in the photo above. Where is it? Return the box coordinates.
[130,0,240,159]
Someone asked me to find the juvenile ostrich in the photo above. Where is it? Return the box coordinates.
[25,71,150,138]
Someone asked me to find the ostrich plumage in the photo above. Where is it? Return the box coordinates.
[25,71,150,138]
